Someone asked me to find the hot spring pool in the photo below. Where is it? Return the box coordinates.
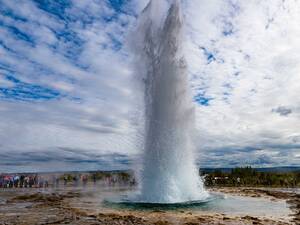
[67,187,292,219]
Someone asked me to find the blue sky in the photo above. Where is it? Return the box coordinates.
[0,0,300,172]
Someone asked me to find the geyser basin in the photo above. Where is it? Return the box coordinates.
[104,193,222,210]
[96,189,290,218]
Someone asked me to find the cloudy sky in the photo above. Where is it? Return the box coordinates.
[0,0,299,172]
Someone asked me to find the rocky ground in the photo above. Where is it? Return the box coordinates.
[0,187,298,225]
[209,187,300,225]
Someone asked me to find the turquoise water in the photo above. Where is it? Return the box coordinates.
[104,193,222,210]
[201,194,290,217]
[98,190,291,218]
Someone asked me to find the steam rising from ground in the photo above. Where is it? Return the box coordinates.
[131,0,208,203]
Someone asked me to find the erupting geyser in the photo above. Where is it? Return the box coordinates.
[132,0,208,203]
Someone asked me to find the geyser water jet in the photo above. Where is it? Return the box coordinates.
[133,0,208,203]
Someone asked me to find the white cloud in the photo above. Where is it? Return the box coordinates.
[0,0,299,171]
[0,74,15,88]
[182,0,300,166]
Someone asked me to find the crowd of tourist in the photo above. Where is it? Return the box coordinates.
[0,174,50,188]
[0,172,136,188]
[0,174,95,188]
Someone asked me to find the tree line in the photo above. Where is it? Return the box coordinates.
[202,166,300,187]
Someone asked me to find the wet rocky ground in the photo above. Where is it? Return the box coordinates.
[0,187,298,225]
[210,187,300,225]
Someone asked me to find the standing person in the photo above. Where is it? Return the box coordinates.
[51,175,56,188]
[29,176,33,188]
[0,175,3,188]
[92,173,97,185]
[33,175,38,188]
[73,175,78,187]
[55,177,60,188]
[24,176,29,188]
[9,175,14,188]
[45,179,49,188]
[82,175,88,187]
[13,175,20,188]
[4,176,10,188]
[63,175,68,186]
[20,175,25,188]
[38,176,44,188]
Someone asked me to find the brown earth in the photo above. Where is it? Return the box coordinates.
[0,188,298,225]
